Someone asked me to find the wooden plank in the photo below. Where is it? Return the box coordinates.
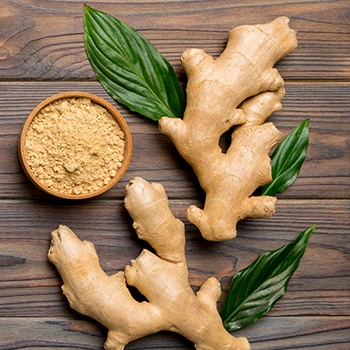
[0,82,349,200]
[0,316,349,349]
[0,0,349,81]
[0,199,349,317]
[234,316,350,349]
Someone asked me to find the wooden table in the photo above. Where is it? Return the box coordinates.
[1,1,349,349]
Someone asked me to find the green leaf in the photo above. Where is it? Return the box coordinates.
[221,224,316,331]
[84,5,185,121]
[261,119,310,196]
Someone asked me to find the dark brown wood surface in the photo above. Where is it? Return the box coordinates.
[0,1,349,349]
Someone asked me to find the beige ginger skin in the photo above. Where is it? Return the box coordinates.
[159,17,298,241]
[48,177,250,350]
[48,17,298,349]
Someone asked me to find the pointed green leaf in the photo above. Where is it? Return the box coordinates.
[261,119,309,196]
[221,225,316,331]
[84,5,184,121]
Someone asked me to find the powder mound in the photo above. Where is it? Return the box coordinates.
[25,97,126,195]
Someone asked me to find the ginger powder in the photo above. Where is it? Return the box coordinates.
[24,97,126,196]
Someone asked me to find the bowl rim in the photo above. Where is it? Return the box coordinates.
[18,91,132,200]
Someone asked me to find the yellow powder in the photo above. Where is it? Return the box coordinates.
[25,97,125,195]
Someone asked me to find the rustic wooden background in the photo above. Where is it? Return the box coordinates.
[0,0,349,349]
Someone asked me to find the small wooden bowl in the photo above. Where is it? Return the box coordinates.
[18,91,132,200]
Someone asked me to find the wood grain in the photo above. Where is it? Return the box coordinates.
[0,316,349,349]
[0,0,349,81]
[0,81,349,200]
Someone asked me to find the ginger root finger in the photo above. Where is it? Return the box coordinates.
[124,176,185,263]
[48,225,164,349]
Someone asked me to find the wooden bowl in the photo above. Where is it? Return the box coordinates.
[18,91,132,200]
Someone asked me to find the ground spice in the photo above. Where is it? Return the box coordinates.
[25,97,125,195]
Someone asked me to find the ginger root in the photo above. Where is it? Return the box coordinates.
[48,18,298,348]
[48,177,250,350]
[159,17,298,241]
